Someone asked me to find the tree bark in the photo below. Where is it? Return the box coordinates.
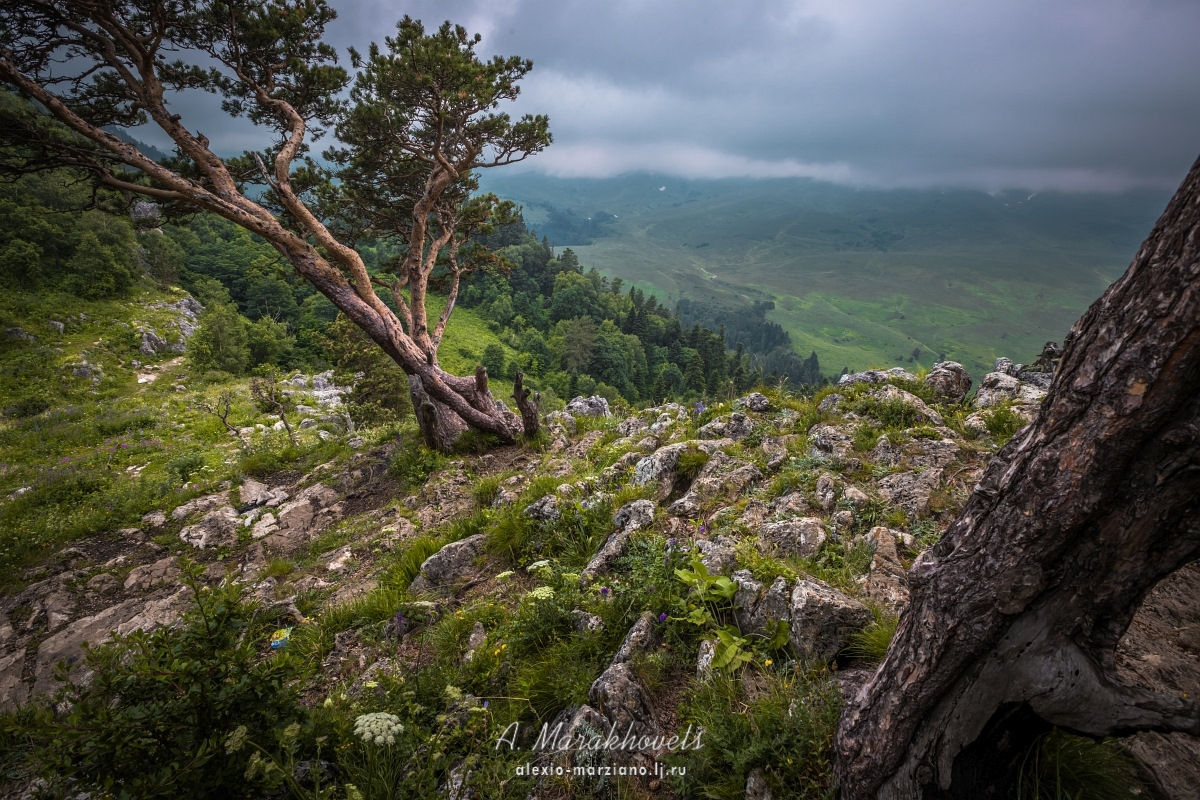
[512,370,541,437]
[835,154,1200,799]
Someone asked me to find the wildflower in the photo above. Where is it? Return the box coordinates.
[224,725,248,754]
[764,659,773,667]
[496,570,515,580]
[600,586,610,596]
[658,612,668,623]
[353,712,403,747]
[393,610,406,630]
[526,586,555,602]
[483,700,489,709]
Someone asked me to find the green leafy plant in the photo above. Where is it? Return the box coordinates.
[9,562,306,798]
[985,405,1026,444]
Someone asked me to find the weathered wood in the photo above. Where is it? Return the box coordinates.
[512,370,541,437]
[835,155,1200,799]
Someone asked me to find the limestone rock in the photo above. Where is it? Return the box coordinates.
[566,395,611,417]
[589,662,657,740]
[837,368,917,387]
[877,469,943,518]
[695,536,738,575]
[612,612,659,664]
[859,527,910,612]
[869,435,903,467]
[733,572,792,636]
[924,361,972,404]
[668,452,763,518]
[738,499,770,528]
[736,392,771,412]
[843,486,869,507]
[909,438,961,470]
[32,588,191,696]
[974,372,1047,408]
[697,412,756,441]
[788,578,873,662]
[759,517,827,558]
[87,573,120,594]
[523,494,561,522]
[616,416,648,437]
[264,483,341,552]
[0,650,28,711]
[696,639,717,679]
[817,393,844,414]
[816,473,838,511]
[571,610,605,634]
[746,768,773,800]
[408,534,487,593]
[463,621,487,663]
[170,492,226,521]
[324,545,354,572]
[808,424,855,460]
[178,505,239,549]
[123,557,179,592]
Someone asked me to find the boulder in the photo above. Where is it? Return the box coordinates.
[837,368,917,387]
[668,452,763,518]
[817,393,845,414]
[736,392,771,412]
[696,639,717,679]
[612,612,659,664]
[571,610,605,634]
[123,557,179,592]
[616,416,648,437]
[581,500,658,582]
[868,438,902,470]
[859,527,910,612]
[816,473,838,511]
[695,537,738,574]
[808,424,855,460]
[877,469,943,518]
[589,662,657,741]
[746,768,773,800]
[698,412,756,441]
[631,439,729,500]
[566,395,611,417]
[734,572,792,636]
[239,478,274,509]
[974,372,1047,408]
[613,499,656,533]
[178,505,239,549]
[409,534,487,593]
[759,517,827,558]
[523,494,561,522]
[170,492,226,521]
[843,486,869,507]
[546,410,578,436]
[788,578,873,662]
[923,361,972,404]
[909,438,961,470]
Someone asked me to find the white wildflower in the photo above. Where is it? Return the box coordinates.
[353,712,403,747]
[525,586,555,603]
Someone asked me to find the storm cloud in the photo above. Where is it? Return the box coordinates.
[162,0,1200,191]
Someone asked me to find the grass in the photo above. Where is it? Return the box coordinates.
[1018,730,1146,800]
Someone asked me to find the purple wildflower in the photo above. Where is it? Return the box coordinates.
[483,700,489,709]
[658,612,668,623]
[600,586,610,596]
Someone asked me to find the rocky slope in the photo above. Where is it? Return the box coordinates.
[1,352,1195,798]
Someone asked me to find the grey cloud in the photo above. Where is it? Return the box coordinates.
[140,0,1200,190]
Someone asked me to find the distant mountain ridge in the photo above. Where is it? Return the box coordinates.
[480,172,1169,379]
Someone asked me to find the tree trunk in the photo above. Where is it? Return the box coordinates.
[835,154,1200,799]
[408,365,528,453]
[512,370,541,437]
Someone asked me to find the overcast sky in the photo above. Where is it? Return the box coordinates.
[180,0,1200,192]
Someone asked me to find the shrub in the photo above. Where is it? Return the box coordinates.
[167,451,207,484]
[666,666,841,799]
[10,564,306,798]
[985,406,1026,444]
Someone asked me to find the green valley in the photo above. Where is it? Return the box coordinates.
[482,173,1168,378]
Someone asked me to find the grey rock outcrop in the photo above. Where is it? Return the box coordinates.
[973,372,1047,408]
[758,517,828,558]
[566,395,611,417]
[408,534,487,593]
[736,392,771,412]
[859,527,910,612]
[697,412,755,441]
[612,612,659,664]
[589,662,657,741]
[667,451,762,518]
[923,361,972,403]
[178,505,239,549]
[789,578,873,662]
[837,367,917,387]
